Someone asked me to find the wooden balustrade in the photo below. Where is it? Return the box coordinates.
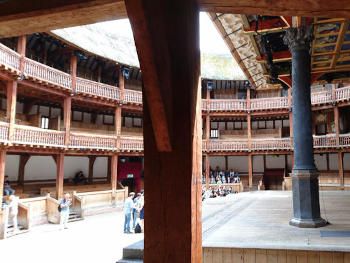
[313,134,337,148]
[69,132,117,150]
[0,122,9,141]
[75,77,121,100]
[250,97,289,110]
[13,125,65,147]
[209,99,247,111]
[339,134,350,147]
[335,86,350,102]
[123,89,142,104]
[1,44,350,113]
[250,138,292,150]
[120,136,144,151]
[0,43,20,71]
[311,90,333,105]
[23,58,72,89]
[208,139,249,151]
[202,99,209,111]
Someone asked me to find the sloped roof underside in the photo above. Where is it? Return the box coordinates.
[52,22,246,81]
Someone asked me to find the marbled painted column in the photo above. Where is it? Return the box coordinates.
[284,26,327,228]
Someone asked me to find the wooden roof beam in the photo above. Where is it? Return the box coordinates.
[244,18,289,35]
[257,50,292,63]
[0,0,127,38]
[198,0,350,18]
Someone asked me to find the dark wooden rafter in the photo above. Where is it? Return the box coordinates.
[199,0,350,18]
[257,50,292,63]
[244,17,289,34]
[0,0,127,38]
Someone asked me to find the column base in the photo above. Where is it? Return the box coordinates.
[289,217,327,228]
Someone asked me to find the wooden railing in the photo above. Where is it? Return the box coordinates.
[13,124,65,147]
[335,86,350,102]
[311,90,333,105]
[250,97,289,110]
[123,89,142,104]
[120,137,144,151]
[313,134,337,148]
[0,43,20,71]
[0,122,9,142]
[251,138,292,150]
[75,77,121,100]
[69,133,117,150]
[23,58,72,90]
[208,139,249,151]
[339,134,350,147]
[1,43,350,112]
[209,99,247,111]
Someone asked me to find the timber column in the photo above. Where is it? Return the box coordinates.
[284,26,326,228]
[126,0,202,261]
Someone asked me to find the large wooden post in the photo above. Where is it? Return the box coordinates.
[63,97,71,146]
[247,114,252,150]
[17,154,30,186]
[119,67,125,101]
[6,80,17,141]
[334,106,340,146]
[206,114,210,141]
[55,154,65,200]
[0,150,6,206]
[88,156,96,184]
[70,54,77,91]
[17,35,26,72]
[248,154,253,190]
[107,156,112,183]
[338,151,344,190]
[205,154,210,188]
[125,0,202,261]
[115,106,122,148]
[312,112,316,135]
[111,154,118,194]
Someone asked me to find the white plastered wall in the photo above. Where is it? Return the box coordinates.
[5,155,108,181]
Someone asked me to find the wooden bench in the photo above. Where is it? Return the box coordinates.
[40,183,115,196]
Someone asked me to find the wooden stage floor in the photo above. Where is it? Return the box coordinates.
[202,191,350,252]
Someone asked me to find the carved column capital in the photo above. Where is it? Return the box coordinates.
[283,25,314,52]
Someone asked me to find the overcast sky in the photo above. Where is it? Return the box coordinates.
[94,12,231,56]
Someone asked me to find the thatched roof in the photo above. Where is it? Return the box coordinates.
[51,20,246,81]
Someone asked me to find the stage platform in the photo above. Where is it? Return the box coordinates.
[119,191,350,262]
[202,191,350,252]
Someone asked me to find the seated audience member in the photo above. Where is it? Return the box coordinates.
[73,171,88,185]
[222,175,226,184]
[3,175,15,196]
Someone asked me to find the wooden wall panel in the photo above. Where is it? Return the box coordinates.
[203,248,350,263]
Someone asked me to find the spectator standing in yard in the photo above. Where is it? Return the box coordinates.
[124,192,135,233]
[133,193,142,230]
[59,193,71,230]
